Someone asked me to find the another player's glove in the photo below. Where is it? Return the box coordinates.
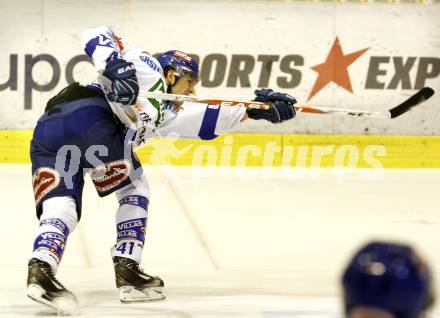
[102,58,139,106]
[247,88,297,123]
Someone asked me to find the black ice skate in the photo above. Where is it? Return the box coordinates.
[113,256,165,303]
[26,258,79,315]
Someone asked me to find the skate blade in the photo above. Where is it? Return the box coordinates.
[119,286,166,303]
[27,284,80,316]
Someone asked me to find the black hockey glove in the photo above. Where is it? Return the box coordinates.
[102,58,139,106]
[247,88,297,123]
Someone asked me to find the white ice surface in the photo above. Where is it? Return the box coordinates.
[0,165,439,317]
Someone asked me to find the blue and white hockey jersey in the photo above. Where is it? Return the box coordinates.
[82,26,245,147]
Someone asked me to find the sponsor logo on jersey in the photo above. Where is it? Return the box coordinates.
[40,232,66,242]
[34,240,66,261]
[140,55,162,73]
[35,232,66,259]
[90,160,131,193]
[117,220,145,230]
[136,127,148,146]
[119,195,148,210]
[120,196,140,205]
[37,239,58,249]
[139,111,152,125]
[32,167,60,206]
[117,230,138,239]
[132,103,156,146]
[134,103,153,125]
[40,218,70,236]
[117,218,146,242]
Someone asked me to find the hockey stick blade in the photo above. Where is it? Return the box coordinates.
[388,87,434,119]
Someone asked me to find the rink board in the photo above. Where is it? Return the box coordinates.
[1,130,439,168]
[1,1,439,134]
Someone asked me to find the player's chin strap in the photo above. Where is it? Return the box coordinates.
[166,82,175,94]
[165,74,174,93]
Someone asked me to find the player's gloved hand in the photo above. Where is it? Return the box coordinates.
[247,88,297,123]
[102,58,139,105]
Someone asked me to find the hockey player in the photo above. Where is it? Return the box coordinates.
[27,26,296,314]
[342,241,435,318]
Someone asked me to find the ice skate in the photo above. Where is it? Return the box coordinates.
[113,256,165,303]
[26,258,79,315]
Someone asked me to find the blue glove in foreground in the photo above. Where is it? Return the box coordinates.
[247,88,297,123]
[103,58,139,106]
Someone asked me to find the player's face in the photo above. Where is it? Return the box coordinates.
[171,74,196,96]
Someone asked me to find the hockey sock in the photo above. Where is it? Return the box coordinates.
[31,197,78,274]
[111,195,148,263]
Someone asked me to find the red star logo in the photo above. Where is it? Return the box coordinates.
[308,37,369,101]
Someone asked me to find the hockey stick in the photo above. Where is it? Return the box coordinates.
[139,87,434,119]
[297,87,434,119]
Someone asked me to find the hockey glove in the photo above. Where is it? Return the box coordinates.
[247,89,297,123]
[102,58,139,106]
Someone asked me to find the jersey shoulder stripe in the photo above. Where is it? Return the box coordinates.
[198,105,221,140]
[84,34,119,58]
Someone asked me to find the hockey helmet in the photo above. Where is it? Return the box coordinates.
[156,50,199,84]
[342,241,434,318]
